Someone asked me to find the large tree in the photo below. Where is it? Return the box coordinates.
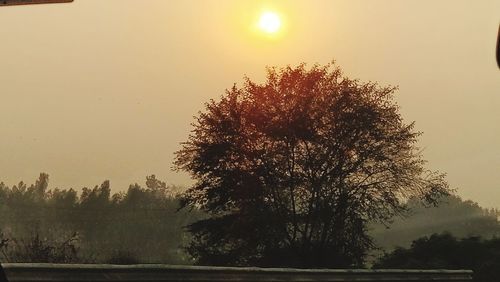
[174,63,449,268]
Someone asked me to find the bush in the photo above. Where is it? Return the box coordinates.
[1,231,82,263]
[374,233,500,282]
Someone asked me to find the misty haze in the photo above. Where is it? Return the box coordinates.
[0,1,499,282]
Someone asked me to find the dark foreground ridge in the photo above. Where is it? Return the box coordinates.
[1,263,472,282]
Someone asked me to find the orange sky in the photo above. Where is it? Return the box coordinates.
[0,0,499,208]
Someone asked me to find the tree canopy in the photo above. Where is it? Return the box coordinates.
[175,63,450,268]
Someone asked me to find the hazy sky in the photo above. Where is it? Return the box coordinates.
[0,0,499,208]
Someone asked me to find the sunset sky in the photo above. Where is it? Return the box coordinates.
[0,0,499,208]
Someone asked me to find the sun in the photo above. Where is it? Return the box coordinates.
[258,11,282,34]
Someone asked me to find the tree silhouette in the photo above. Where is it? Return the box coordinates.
[175,63,449,268]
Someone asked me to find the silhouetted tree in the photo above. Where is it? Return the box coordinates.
[174,63,450,268]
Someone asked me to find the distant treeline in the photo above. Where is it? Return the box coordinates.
[372,195,500,250]
[0,173,202,264]
[0,173,499,264]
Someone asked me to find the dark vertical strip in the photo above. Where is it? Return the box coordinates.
[0,264,8,282]
[496,24,500,68]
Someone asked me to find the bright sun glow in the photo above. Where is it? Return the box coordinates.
[258,11,281,34]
